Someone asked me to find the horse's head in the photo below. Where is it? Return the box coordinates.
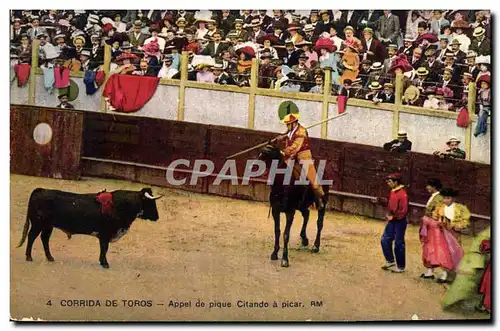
[257,144,283,165]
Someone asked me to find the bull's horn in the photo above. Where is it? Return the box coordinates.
[144,192,163,200]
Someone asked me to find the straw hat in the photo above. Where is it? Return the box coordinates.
[403,86,420,104]
[368,81,382,90]
[446,136,461,145]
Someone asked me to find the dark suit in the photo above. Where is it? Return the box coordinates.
[464,65,480,80]
[56,103,75,109]
[399,46,414,58]
[248,29,267,42]
[376,13,400,44]
[221,59,237,73]
[469,37,491,56]
[127,31,148,48]
[214,72,236,85]
[258,15,272,32]
[268,17,289,33]
[11,27,25,44]
[238,14,254,25]
[379,91,395,103]
[383,139,412,152]
[218,14,235,37]
[282,50,300,67]
[314,20,333,35]
[202,41,228,57]
[424,60,444,81]
[339,11,361,37]
[360,38,385,63]
[409,56,424,70]
[453,50,467,65]
[357,11,381,32]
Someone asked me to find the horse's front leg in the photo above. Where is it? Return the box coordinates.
[270,207,281,260]
[312,206,325,253]
[299,208,310,247]
[281,210,295,267]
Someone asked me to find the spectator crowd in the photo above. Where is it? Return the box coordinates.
[10,9,491,135]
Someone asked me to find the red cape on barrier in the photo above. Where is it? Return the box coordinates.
[103,74,160,113]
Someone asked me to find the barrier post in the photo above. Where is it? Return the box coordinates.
[321,68,332,139]
[28,39,39,105]
[464,81,477,161]
[100,44,111,112]
[177,51,189,121]
[392,72,403,138]
[248,58,258,129]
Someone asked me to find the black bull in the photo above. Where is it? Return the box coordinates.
[17,188,163,268]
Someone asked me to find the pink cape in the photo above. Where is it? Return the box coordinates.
[420,216,464,270]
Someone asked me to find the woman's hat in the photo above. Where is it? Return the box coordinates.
[477,75,490,86]
[287,24,301,31]
[72,35,86,46]
[116,53,138,62]
[369,81,382,90]
[384,173,402,181]
[403,85,421,104]
[343,39,359,53]
[363,27,373,34]
[343,25,355,33]
[295,40,312,47]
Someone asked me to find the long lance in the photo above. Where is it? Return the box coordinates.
[225,112,347,159]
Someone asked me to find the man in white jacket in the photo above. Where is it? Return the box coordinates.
[157,55,178,79]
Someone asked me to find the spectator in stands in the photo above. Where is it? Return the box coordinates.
[442,52,461,83]
[132,58,156,76]
[142,41,161,76]
[357,10,380,33]
[423,46,443,81]
[213,62,236,85]
[282,39,300,67]
[367,62,386,87]
[302,24,316,44]
[465,51,480,80]
[359,59,372,86]
[328,26,343,51]
[382,44,398,74]
[249,19,267,43]
[340,39,360,85]
[309,75,324,94]
[16,34,31,59]
[56,94,75,109]
[436,36,449,63]
[202,31,227,57]
[292,52,312,83]
[400,36,415,58]
[196,63,214,82]
[376,10,399,45]
[451,22,470,53]
[11,18,25,44]
[296,41,316,69]
[365,81,383,102]
[360,27,384,63]
[380,83,395,103]
[429,10,450,35]
[339,78,353,97]
[475,55,490,85]
[220,50,237,72]
[257,50,274,88]
[128,20,148,48]
[144,27,166,52]
[158,55,178,79]
[433,137,466,159]
[26,16,44,40]
[405,10,425,40]
[315,10,333,35]
[409,47,424,69]
[450,39,466,64]
[469,27,490,56]
[383,131,412,152]
[474,75,490,137]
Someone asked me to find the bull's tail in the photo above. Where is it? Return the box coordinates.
[17,188,42,247]
[17,215,30,248]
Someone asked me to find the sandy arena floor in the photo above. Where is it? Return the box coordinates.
[10,174,488,322]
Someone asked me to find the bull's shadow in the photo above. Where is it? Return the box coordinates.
[257,144,329,268]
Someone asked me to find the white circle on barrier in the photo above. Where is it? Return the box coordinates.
[33,123,53,145]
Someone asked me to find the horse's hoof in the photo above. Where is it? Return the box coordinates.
[311,247,320,253]
[46,256,55,262]
[100,263,110,269]
[26,256,33,262]
[301,238,309,247]
[281,260,289,268]
[270,253,279,260]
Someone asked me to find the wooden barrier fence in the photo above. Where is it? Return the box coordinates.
[10,105,491,234]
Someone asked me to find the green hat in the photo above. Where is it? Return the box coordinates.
[278,101,300,124]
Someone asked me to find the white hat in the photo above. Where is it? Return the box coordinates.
[476,55,490,65]
[80,50,91,57]
[303,24,314,32]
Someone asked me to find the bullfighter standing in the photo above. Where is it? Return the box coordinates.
[380,173,409,273]
[276,101,325,210]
